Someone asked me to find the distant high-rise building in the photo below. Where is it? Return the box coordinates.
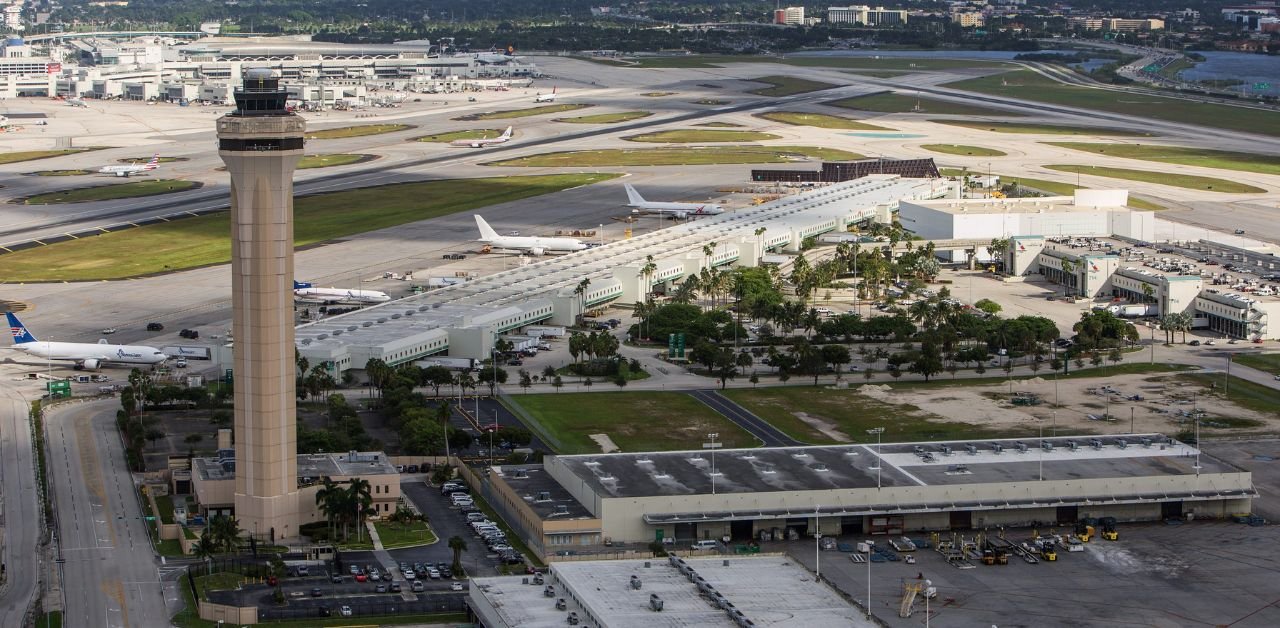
[217,68,306,541]
[827,6,908,26]
[775,6,805,24]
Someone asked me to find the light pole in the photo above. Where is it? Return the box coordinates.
[704,433,721,495]
[867,427,884,489]
[813,504,821,579]
[865,541,873,620]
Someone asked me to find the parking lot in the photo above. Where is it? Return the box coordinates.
[776,519,1280,628]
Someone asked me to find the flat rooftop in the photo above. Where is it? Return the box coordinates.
[550,435,1231,499]
[493,465,595,520]
[193,451,397,482]
[912,194,1129,215]
[469,555,872,628]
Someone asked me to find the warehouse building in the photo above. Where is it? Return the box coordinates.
[516,436,1252,547]
[1111,267,1204,316]
[1194,289,1280,340]
[469,554,873,628]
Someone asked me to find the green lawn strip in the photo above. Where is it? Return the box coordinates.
[930,120,1149,136]
[554,111,652,124]
[373,520,437,549]
[155,494,176,524]
[1177,373,1280,420]
[746,75,840,96]
[38,611,61,628]
[28,169,92,176]
[0,148,103,165]
[1042,142,1280,177]
[413,129,508,142]
[488,146,863,168]
[624,129,781,143]
[116,156,187,163]
[21,180,200,204]
[1127,196,1166,211]
[843,70,913,78]
[510,391,758,454]
[695,122,743,127]
[641,91,676,96]
[1232,354,1280,377]
[457,104,592,121]
[756,111,891,131]
[194,572,243,601]
[830,92,1021,117]
[296,154,372,169]
[722,387,1025,445]
[0,173,618,282]
[920,144,1007,157]
[306,123,412,139]
[626,55,1008,71]
[945,70,1280,138]
[1043,164,1265,193]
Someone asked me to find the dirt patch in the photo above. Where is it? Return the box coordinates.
[590,433,620,453]
[792,412,850,441]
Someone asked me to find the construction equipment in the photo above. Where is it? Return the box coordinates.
[1100,517,1119,541]
[1075,521,1095,543]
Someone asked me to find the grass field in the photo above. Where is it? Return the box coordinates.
[829,92,1019,117]
[413,129,507,142]
[297,154,371,169]
[946,70,1280,138]
[723,387,1027,445]
[624,129,781,143]
[693,99,730,105]
[746,75,839,96]
[1178,374,1280,419]
[620,55,1009,71]
[920,144,1007,157]
[116,156,187,163]
[1234,353,1280,377]
[488,146,864,168]
[1043,143,1280,177]
[938,168,1166,210]
[456,103,592,121]
[1043,164,1266,193]
[306,123,412,139]
[756,111,890,131]
[555,111,653,124]
[374,520,437,549]
[21,179,200,204]
[641,91,676,97]
[511,392,757,453]
[0,148,102,165]
[194,572,243,601]
[0,173,617,282]
[929,120,1150,136]
[29,169,91,176]
[695,121,744,127]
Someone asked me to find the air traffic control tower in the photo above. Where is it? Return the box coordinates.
[217,68,305,540]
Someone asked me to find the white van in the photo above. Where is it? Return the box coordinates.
[690,540,719,551]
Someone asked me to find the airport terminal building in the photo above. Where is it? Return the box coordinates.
[484,436,1253,552]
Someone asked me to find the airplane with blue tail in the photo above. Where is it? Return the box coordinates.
[4,312,167,371]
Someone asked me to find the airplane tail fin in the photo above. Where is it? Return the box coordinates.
[624,183,645,206]
[144,153,160,170]
[552,86,557,95]
[5,312,37,344]
[293,280,313,290]
[474,215,500,241]
[500,126,513,139]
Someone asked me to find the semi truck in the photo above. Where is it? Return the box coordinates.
[1107,303,1157,318]
[415,357,476,370]
[524,325,566,338]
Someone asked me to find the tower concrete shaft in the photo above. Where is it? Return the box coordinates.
[217,69,306,540]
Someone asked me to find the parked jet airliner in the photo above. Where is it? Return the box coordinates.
[4,312,166,370]
[624,183,724,219]
[99,154,160,177]
[474,215,586,255]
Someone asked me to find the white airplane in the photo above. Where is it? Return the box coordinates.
[624,183,724,219]
[99,153,160,178]
[65,97,87,108]
[4,312,167,371]
[450,126,513,148]
[474,215,586,256]
[293,281,391,305]
[475,46,521,65]
[534,87,557,103]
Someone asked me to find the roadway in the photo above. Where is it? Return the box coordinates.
[45,399,177,628]
[0,385,39,627]
[688,389,801,447]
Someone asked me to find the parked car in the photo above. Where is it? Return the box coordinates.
[331,574,343,584]
[146,322,164,331]
[428,568,441,579]
[310,587,323,597]
[375,584,388,593]
[340,605,353,617]
[100,328,117,335]
[451,581,465,591]
[411,581,426,592]
[389,582,402,593]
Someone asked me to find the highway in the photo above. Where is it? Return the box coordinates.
[45,399,177,628]
[0,385,39,627]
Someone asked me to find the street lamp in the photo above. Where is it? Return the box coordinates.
[866,428,884,489]
[704,433,721,495]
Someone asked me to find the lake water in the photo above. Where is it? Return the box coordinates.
[1178,51,1280,96]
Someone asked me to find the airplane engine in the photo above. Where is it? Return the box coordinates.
[673,211,688,220]
[530,247,545,256]
[80,359,101,371]
[470,142,481,148]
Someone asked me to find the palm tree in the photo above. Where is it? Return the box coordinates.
[573,278,592,324]
[347,478,375,542]
[192,531,216,562]
[315,478,343,540]
[448,535,468,575]
[209,514,241,554]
